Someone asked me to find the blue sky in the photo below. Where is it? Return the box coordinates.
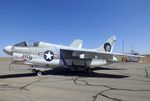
[0,0,150,56]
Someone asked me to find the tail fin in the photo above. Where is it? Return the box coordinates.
[96,36,116,52]
[70,39,83,48]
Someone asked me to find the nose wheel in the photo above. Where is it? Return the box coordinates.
[36,71,42,76]
[32,69,42,76]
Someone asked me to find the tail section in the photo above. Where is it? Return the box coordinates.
[70,39,83,48]
[96,36,116,52]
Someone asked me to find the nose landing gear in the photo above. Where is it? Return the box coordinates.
[32,69,42,76]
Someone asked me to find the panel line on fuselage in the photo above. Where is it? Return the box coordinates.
[52,45,68,66]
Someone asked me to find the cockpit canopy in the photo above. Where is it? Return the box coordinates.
[14,41,40,47]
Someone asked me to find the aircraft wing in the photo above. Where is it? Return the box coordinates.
[60,47,117,60]
[59,47,143,60]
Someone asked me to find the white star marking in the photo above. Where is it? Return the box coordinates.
[45,51,53,60]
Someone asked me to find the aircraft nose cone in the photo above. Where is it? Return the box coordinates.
[3,45,13,55]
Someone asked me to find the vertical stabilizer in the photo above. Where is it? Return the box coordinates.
[96,36,116,52]
[70,39,83,48]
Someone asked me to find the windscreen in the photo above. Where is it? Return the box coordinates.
[14,41,40,47]
[14,41,28,47]
[27,41,40,47]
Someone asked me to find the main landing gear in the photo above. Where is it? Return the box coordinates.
[71,61,93,73]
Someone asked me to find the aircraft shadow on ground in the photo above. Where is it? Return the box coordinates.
[92,66,126,71]
[0,66,129,79]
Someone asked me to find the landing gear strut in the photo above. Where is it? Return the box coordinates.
[71,61,93,73]
[86,68,93,73]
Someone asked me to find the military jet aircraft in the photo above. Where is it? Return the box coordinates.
[3,36,141,76]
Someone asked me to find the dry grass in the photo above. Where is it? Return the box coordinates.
[0,57,11,61]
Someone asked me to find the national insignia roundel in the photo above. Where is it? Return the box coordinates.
[44,50,54,61]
